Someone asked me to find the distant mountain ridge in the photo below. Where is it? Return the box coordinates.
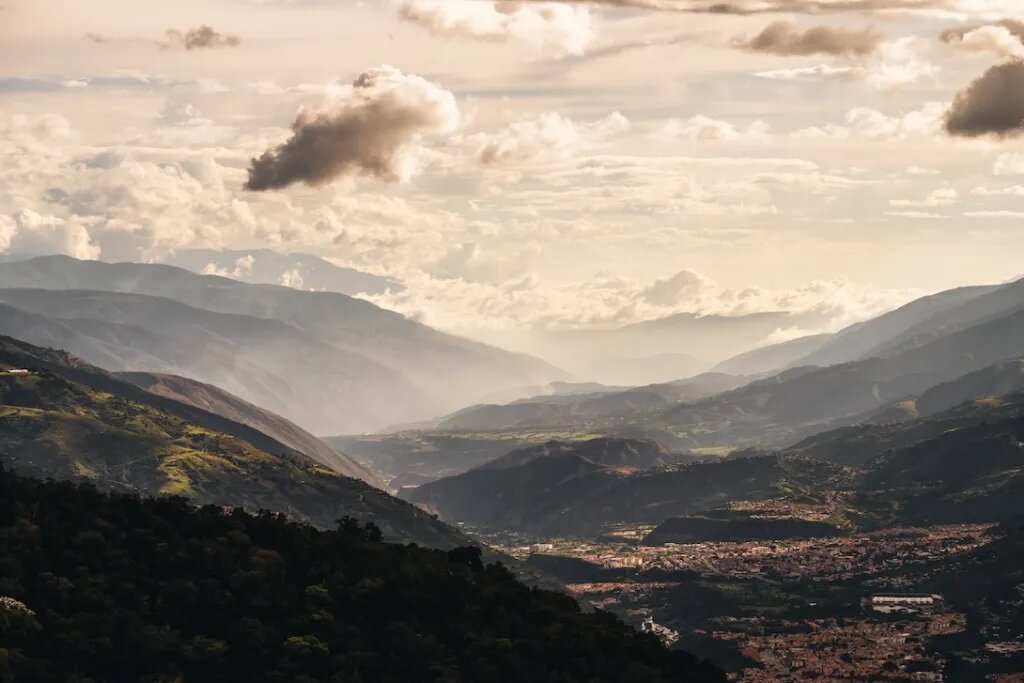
[711,334,831,377]
[404,449,849,536]
[404,390,1024,537]
[433,373,750,432]
[0,293,422,435]
[478,437,693,471]
[419,277,1024,452]
[485,308,832,386]
[791,284,1001,368]
[158,248,403,296]
[0,256,563,433]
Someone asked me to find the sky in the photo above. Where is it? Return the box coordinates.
[2,0,1024,343]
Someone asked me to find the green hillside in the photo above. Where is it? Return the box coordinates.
[0,335,468,549]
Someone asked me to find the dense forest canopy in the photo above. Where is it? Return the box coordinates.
[0,468,724,683]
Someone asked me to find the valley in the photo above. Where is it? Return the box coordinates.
[475,522,1016,680]
[3,257,1024,682]
[8,4,1024,680]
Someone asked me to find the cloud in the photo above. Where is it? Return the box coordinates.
[750,36,935,89]
[660,115,770,142]
[0,113,71,145]
[864,36,938,90]
[964,209,1024,218]
[754,64,856,80]
[971,184,1024,196]
[887,210,945,219]
[993,151,1024,175]
[399,1,594,56]
[0,209,100,260]
[519,0,945,16]
[735,21,882,56]
[366,265,922,336]
[426,240,542,283]
[469,111,629,165]
[941,20,1024,59]
[794,102,946,139]
[202,254,255,278]
[889,187,959,207]
[163,25,241,50]
[945,60,1024,138]
[245,65,460,191]
[639,270,714,306]
[279,268,305,288]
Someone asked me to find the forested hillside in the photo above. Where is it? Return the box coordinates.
[0,469,725,683]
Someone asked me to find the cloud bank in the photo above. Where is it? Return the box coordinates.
[519,0,945,15]
[941,21,1024,59]
[400,1,594,56]
[0,210,100,260]
[469,111,630,165]
[736,21,882,56]
[246,66,459,191]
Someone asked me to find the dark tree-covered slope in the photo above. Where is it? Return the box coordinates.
[0,470,725,683]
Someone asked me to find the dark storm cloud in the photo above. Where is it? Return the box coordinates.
[245,66,459,191]
[85,26,240,50]
[945,60,1024,138]
[735,21,882,56]
[163,26,241,50]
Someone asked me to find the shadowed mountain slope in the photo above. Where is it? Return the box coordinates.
[0,294,420,435]
[117,370,378,485]
[0,335,470,548]
[792,284,1000,368]
[656,303,1024,447]
[435,373,749,432]
[404,446,849,536]
[712,333,832,377]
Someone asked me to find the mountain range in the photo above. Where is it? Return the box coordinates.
[0,256,562,434]
[404,446,849,536]
[0,334,470,548]
[404,388,1024,538]
[406,274,1024,458]
[473,309,833,386]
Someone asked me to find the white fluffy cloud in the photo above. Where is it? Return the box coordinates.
[468,111,630,165]
[660,116,770,142]
[202,254,255,278]
[889,187,959,208]
[364,266,922,336]
[942,22,1024,60]
[752,37,937,90]
[864,37,938,90]
[994,152,1024,176]
[0,210,100,260]
[754,64,856,81]
[794,102,946,139]
[399,0,594,57]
